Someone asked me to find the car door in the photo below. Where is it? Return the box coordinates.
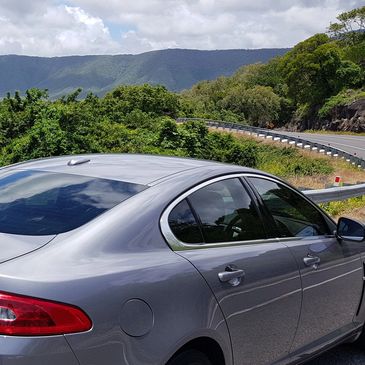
[162,176,301,365]
[246,175,363,355]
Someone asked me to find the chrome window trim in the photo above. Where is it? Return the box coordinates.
[160,172,335,251]
[160,173,277,251]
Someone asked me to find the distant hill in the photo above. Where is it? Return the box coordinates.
[0,48,289,98]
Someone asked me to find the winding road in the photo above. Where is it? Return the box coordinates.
[276,131,365,160]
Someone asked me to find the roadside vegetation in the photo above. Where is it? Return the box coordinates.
[321,196,365,221]
[0,85,333,180]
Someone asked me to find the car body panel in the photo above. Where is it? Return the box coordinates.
[0,246,233,365]
[0,336,79,365]
[0,233,55,263]
[5,154,229,185]
[178,242,302,365]
[284,236,363,353]
[159,163,365,364]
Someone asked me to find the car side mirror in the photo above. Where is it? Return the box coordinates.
[336,217,365,242]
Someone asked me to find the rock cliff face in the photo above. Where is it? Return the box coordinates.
[285,98,365,132]
[321,98,365,132]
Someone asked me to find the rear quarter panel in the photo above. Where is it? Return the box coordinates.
[0,336,79,365]
[0,247,232,365]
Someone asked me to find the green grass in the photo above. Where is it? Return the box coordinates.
[257,144,334,178]
[320,196,365,218]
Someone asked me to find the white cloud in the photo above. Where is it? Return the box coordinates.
[0,2,119,56]
[70,0,364,53]
[0,0,363,55]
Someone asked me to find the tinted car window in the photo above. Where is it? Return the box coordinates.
[0,170,147,235]
[168,199,203,243]
[188,178,265,244]
[248,177,330,238]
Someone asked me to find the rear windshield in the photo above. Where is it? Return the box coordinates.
[0,169,147,235]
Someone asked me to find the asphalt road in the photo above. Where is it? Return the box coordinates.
[305,344,365,364]
[276,131,365,160]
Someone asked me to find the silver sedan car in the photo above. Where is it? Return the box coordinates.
[0,154,365,365]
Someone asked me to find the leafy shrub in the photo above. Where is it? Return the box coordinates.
[158,118,180,148]
[225,142,258,167]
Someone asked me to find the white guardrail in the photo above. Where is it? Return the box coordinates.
[177,118,365,203]
[303,184,365,203]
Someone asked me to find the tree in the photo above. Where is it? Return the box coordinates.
[179,120,209,157]
[1,118,69,165]
[282,35,362,105]
[61,88,83,104]
[232,60,287,96]
[221,85,281,127]
[26,88,49,104]
[180,77,231,119]
[0,89,50,145]
[328,6,365,45]
[103,84,180,120]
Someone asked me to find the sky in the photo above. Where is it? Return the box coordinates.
[0,0,363,57]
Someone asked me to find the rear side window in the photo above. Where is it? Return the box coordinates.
[248,177,330,238]
[168,199,203,244]
[0,170,147,235]
[188,178,265,244]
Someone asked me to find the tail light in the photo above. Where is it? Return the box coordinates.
[0,292,92,336]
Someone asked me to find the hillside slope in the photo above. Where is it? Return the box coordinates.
[0,48,288,98]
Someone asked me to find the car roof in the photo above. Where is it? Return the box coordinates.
[5,154,258,185]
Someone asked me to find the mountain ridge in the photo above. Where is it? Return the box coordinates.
[0,48,289,98]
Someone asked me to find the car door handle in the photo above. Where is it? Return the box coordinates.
[303,255,321,268]
[218,268,245,286]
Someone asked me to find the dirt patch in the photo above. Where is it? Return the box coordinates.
[333,206,365,223]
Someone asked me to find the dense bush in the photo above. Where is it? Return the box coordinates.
[0,84,334,179]
[0,86,259,168]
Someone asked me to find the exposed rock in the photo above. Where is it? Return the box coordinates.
[326,117,365,132]
[284,98,365,132]
[333,98,365,120]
